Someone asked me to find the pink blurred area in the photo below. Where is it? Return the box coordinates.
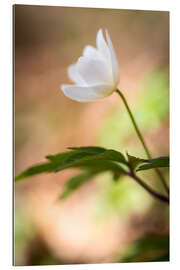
[14,5,169,265]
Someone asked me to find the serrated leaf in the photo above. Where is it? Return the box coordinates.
[67,146,106,153]
[60,172,96,199]
[14,162,57,182]
[61,152,97,163]
[76,159,125,172]
[127,153,147,170]
[14,146,127,182]
[67,147,126,164]
[76,159,126,181]
[148,156,169,166]
[60,160,126,200]
[46,146,106,164]
[46,151,77,162]
[100,149,127,164]
[14,158,125,182]
[137,156,169,172]
[15,151,76,182]
[55,149,127,172]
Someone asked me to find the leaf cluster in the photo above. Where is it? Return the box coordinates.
[15,146,169,199]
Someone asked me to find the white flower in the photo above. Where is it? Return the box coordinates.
[61,29,119,102]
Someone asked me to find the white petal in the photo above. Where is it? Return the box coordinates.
[105,29,119,85]
[96,29,111,65]
[61,84,113,102]
[76,56,113,86]
[83,45,103,61]
[68,64,86,85]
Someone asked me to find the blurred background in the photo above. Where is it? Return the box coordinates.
[14,5,169,266]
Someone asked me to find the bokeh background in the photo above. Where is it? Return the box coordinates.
[14,5,169,266]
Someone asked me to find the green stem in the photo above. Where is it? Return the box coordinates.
[116,89,169,195]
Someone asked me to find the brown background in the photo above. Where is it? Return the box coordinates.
[14,5,169,265]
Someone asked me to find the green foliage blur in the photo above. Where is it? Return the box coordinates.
[95,70,169,215]
[99,71,169,153]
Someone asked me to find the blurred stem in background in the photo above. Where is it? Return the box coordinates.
[115,89,169,195]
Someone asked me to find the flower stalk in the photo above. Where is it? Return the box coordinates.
[115,89,169,195]
[61,28,169,200]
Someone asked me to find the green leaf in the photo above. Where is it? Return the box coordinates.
[120,234,169,263]
[67,147,126,164]
[126,153,147,170]
[14,162,57,182]
[46,151,77,162]
[14,158,125,183]
[67,146,106,153]
[137,156,169,172]
[76,159,126,181]
[15,151,76,182]
[14,146,127,182]
[60,172,96,199]
[74,159,123,171]
[59,153,127,199]
[55,149,127,172]
[100,149,127,164]
[46,146,106,165]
